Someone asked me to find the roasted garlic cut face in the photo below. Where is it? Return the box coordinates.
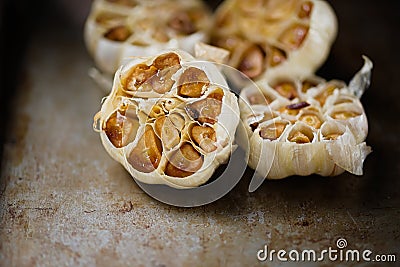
[239,57,373,179]
[94,51,240,188]
[211,0,337,80]
[84,0,211,75]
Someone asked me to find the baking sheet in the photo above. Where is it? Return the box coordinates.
[0,1,399,266]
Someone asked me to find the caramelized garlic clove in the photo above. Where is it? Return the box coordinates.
[168,113,186,132]
[298,112,322,129]
[298,1,313,19]
[124,52,182,93]
[259,122,287,141]
[315,81,344,106]
[104,25,131,41]
[247,91,274,105]
[177,67,210,98]
[124,64,158,90]
[301,80,318,93]
[164,98,184,112]
[331,111,361,120]
[320,121,345,141]
[268,46,287,67]
[237,45,265,79]
[104,107,139,148]
[153,52,181,69]
[288,131,311,144]
[95,12,126,26]
[190,125,217,153]
[127,126,163,173]
[141,65,180,94]
[273,81,298,100]
[154,116,180,150]
[165,143,203,178]
[278,23,309,50]
[328,102,363,121]
[185,89,224,124]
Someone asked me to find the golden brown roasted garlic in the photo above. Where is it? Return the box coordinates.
[239,57,373,179]
[95,51,239,188]
[211,0,337,79]
[84,0,212,75]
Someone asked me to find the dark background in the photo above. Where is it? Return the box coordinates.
[0,0,399,255]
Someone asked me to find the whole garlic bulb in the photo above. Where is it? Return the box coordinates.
[239,57,373,179]
[84,0,212,75]
[211,0,337,80]
[94,50,240,188]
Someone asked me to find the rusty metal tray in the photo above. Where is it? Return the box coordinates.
[0,1,399,266]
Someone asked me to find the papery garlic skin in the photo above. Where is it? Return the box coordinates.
[211,0,337,80]
[239,57,373,179]
[95,50,239,189]
[84,0,212,75]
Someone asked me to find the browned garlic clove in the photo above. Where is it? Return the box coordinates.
[165,143,203,178]
[278,24,309,50]
[104,25,131,41]
[259,122,287,141]
[154,116,181,150]
[190,125,217,153]
[237,45,265,79]
[185,89,224,125]
[128,126,163,173]
[177,67,209,98]
[104,106,139,148]
[273,81,298,100]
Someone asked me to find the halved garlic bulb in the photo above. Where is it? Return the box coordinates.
[84,0,212,75]
[239,57,372,179]
[211,0,337,80]
[94,51,240,188]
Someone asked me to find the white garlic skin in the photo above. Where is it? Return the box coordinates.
[96,50,239,189]
[84,0,212,75]
[239,57,373,179]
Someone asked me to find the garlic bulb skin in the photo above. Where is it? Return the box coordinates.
[84,0,212,75]
[95,50,240,189]
[239,57,373,179]
[211,0,337,80]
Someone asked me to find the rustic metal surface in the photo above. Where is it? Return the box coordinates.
[0,1,399,266]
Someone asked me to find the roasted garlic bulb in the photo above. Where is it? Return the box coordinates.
[84,0,211,75]
[94,51,240,188]
[239,57,372,179]
[211,0,337,80]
